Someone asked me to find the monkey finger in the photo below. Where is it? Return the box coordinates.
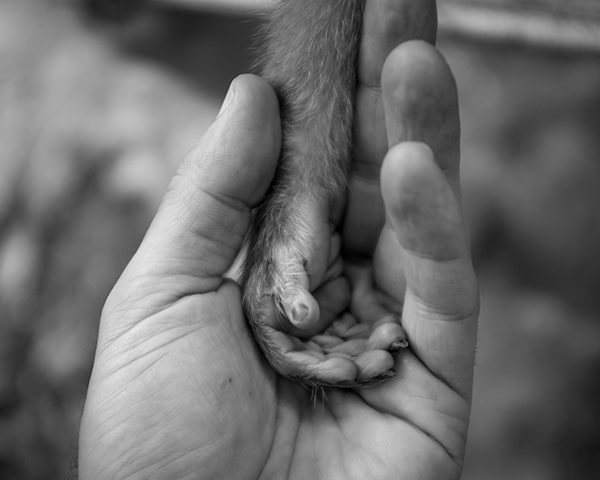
[285,276,351,339]
[280,283,320,330]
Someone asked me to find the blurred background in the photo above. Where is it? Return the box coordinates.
[1,0,600,478]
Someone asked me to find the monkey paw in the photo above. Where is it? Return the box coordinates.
[240,195,408,387]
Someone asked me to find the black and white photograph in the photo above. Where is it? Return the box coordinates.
[0,1,599,479]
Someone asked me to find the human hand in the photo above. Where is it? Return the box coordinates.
[79,0,478,479]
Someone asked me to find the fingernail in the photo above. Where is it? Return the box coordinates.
[218,78,237,117]
[390,340,409,352]
[291,304,309,324]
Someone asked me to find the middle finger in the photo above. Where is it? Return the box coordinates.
[344,0,438,254]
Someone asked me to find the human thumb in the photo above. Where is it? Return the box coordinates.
[120,74,281,295]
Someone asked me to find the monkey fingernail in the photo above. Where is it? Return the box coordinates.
[367,322,408,350]
[390,340,409,352]
[282,288,320,329]
[292,304,309,323]
[356,350,396,383]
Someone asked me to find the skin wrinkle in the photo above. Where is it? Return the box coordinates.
[101,274,176,321]
[358,365,467,470]
[407,287,479,325]
[400,383,468,463]
[323,403,350,478]
[80,0,478,476]
[178,185,250,249]
[99,309,203,376]
[336,392,451,479]
[113,273,222,314]
[95,389,215,479]
[110,331,246,478]
[327,397,383,478]
[138,194,253,295]
[127,448,204,480]
[181,159,253,213]
[400,256,478,315]
[104,348,168,390]
[407,299,477,402]
[258,383,301,479]
[313,410,350,480]
[98,290,183,354]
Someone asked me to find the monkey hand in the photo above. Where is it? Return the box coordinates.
[238,180,407,387]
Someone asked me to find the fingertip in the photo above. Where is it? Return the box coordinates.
[282,287,320,330]
[229,75,281,207]
[381,141,465,260]
[381,40,458,141]
[381,141,437,208]
[381,41,460,189]
[187,73,281,208]
[382,40,455,107]
[223,73,279,112]
[385,140,435,166]
[227,74,280,127]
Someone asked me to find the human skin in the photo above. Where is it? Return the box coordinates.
[78,1,479,479]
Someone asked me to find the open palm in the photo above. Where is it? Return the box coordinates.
[79,1,478,479]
